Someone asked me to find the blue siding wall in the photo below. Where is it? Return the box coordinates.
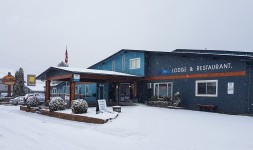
[142,52,249,114]
[90,51,145,76]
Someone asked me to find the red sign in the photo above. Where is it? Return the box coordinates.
[2,75,16,85]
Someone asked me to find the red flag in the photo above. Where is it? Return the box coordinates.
[65,46,68,64]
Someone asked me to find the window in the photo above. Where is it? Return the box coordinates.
[85,85,89,96]
[66,86,70,94]
[52,88,57,94]
[63,86,66,94]
[75,85,81,94]
[130,58,140,69]
[195,80,218,97]
[112,60,115,71]
[154,82,173,99]
[122,55,125,71]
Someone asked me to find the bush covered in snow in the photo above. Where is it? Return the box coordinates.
[147,100,171,107]
[49,97,67,112]
[71,99,88,114]
[147,93,181,107]
[147,96,174,107]
[173,92,181,107]
[26,96,39,108]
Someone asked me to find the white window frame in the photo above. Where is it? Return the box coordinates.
[85,85,89,96]
[153,82,173,99]
[130,58,140,69]
[112,60,115,71]
[52,88,57,94]
[195,80,218,97]
[122,55,125,71]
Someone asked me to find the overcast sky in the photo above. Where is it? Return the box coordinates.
[1,0,253,76]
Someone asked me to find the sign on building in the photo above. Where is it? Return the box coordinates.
[73,74,80,82]
[228,82,234,94]
[27,75,36,86]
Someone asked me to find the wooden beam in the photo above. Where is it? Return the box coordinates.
[45,80,51,103]
[80,74,138,81]
[70,81,75,105]
[144,71,246,81]
[47,74,72,81]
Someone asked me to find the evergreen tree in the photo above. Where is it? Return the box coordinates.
[13,68,25,97]
[58,61,68,67]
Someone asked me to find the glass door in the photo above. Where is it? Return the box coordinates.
[99,84,104,99]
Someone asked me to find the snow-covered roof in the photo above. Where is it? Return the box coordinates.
[53,66,138,77]
[36,66,140,81]
[25,81,45,92]
[172,49,253,58]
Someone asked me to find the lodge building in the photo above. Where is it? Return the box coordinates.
[37,49,253,115]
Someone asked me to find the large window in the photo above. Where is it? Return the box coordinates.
[85,85,89,96]
[122,55,125,71]
[154,82,173,99]
[130,58,140,69]
[195,80,218,97]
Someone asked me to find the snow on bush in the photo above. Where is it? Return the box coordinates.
[71,99,88,114]
[147,96,172,107]
[26,96,39,108]
[49,97,67,112]
[173,92,181,107]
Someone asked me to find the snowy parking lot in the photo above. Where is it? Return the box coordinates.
[0,105,253,150]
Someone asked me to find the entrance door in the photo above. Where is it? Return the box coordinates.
[120,83,130,101]
[99,84,104,99]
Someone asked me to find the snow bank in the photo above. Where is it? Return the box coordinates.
[56,107,118,120]
[1,105,253,150]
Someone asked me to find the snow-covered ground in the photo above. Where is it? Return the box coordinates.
[0,105,253,150]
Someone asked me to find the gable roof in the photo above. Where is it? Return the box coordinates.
[88,49,149,69]
[89,48,253,70]
[173,49,253,58]
[36,66,139,81]
[25,82,45,92]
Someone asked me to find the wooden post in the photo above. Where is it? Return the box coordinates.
[7,85,11,97]
[116,83,119,106]
[70,80,75,105]
[45,80,51,103]
[96,83,99,113]
[134,81,138,97]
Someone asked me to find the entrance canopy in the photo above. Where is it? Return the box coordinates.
[36,67,141,102]
[36,66,140,82]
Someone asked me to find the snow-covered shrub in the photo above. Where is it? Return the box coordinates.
[49,97,67,112]
[26,96,39,108]
[173,92,181,107]
[72,99,88,114]
[162,97,171,101]
[147,100,170,107]
[149,96,158,101]
[148,96,172,107]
